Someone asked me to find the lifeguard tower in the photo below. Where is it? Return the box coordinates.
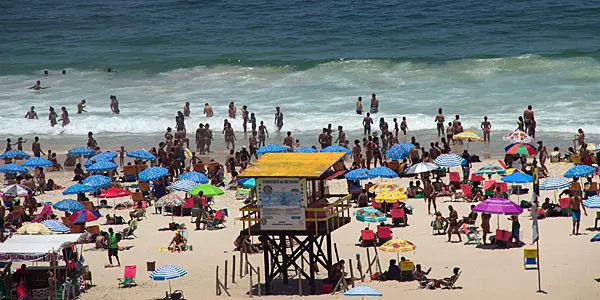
[239,152,352,295]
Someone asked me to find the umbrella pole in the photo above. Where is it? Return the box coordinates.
[497,215,500,229]
[169,281,172,295]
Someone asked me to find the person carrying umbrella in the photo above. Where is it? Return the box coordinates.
[106,227,121,266]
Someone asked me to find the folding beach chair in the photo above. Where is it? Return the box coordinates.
[483,180,495,196]
[360,229,376,247]
[470,173,483,189]
[117,265,137,288]
[442,271,462,289]
[391,208,406,226]
[377,225,391,245]
[204,209,226,230]
[460,184,473,201]
[461,224,481,245]
[399,260,415,281]
[123,219,138,238]
[448,172,461,188]
[523,248,538,269]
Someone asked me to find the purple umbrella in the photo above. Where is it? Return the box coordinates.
[472,198,523,215]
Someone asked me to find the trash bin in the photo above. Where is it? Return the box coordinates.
[147,261,156,272]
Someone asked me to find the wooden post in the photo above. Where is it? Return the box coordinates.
[356,254,364,281]
[366,248,373,277]
[232,255,236,284]
[216,266,221,296]
[257,266,262,296]
[224,260,228,290]
[249,263,253,298]
[348,259,355,288]
[334,243,340,262]
[239,252,244,279]
[245,251,249,275]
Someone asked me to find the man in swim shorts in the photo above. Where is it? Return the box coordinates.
[569,191,587,235]
[523,105,533,134]
[434,108,445,138]
[480,116,491,143]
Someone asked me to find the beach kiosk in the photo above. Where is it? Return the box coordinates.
[239,153,352,295]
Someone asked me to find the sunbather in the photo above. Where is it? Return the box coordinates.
[233,230,261,254]
[421,267,460,289]
[413,264,432,282]
[168,230,187,252]
[129,201,144,220]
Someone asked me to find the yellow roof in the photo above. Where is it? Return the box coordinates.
[239,152,345,178]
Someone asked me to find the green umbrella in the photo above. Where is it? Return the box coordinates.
[189,184,225,196]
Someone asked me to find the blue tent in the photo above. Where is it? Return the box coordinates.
[238,178,256,188]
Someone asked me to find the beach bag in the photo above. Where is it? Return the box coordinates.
[520,200,532,209]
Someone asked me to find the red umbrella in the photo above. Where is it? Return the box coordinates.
[69,209,101,223]
[98,187,131,198]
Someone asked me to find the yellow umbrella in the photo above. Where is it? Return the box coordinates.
[504,168,523,175]
[375,190,408,203]
[17,223,52,235]
[368,183,404,194]
[379,239,416,252]
[453,131,484,142]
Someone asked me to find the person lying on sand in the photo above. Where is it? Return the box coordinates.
[421,267,460,289]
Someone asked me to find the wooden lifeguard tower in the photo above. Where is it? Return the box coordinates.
[238,152,352,295]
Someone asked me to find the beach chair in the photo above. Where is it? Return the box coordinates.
[391,208,406,226]
[117,265,137,288]
[461,224,481,245]
[496,182,508,193]
[370,197,382,210]
[360,229,375,247]
[193,163,206,173]
[399,260,415,281]
[441,271,461,289]
[459,184,473,201]
[85,225,100,235]
[558,198,571,216]
[448,172,461,188]
[495,229,510,248]
[139,182,150,198]
[497,160,507,169]
[204,209,226,230]
[483,180,495,196]
[470,174,483,189]
[123,165,138,182]
[131,192,144,202]
[82,201,94,211]
[585,182,598,197]
[523,248,538,269]
[387,161,400,173]
[123,219,139,238]
[377,225,391,245]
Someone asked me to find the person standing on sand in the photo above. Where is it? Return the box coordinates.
[106,228,121,266]
[249,131,258,161]
[224,123,236,150]
[117,146,126,167]
[523,105,534,135]
[481,116,491,143]
[183,102,190,117]
[77,100,86,114]
[274,106,283,131]
[352,140,361,167]
[241,105,249,133]
[569,191,587,235]
[434,108,445,138]
[204,103,213,117]
[32,137,45,158]
[362,112,373,136]
[258,121,268,148]
[58,107,70,127]
[370,94,378,113]
[356,97,363,114]
[24,106,38,119]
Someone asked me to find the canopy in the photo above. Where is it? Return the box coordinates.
[238,178,256,189]
[453,131,483,142]
[353,207,386,223]
[67,147,96,157]
[239,152,345,179]
[83,175,112,188]
[1,184,31,197]
[475,164,505,175]
[505,143,537,156]
[385,144,411,160]
[170,180,199,192]
[0,234,83,262]
[503,130,533,143]
[87,161,118,172]
[189,184,224,197]
[98,187,130,198]
[294,147,317,153]
[379,239,416,252]
[583,196,600,208]
[564,165,595,178]
[405,162,439,175]
[256,144,288,155]
[375,190,407,203]
[0,150,30,160]
[0,163,27,174]
[17,223,52,235]
[63,183,94,195]
[501,173,533,184]
[472,198,523,215]
[150,265,188,281]
[53,199,84,212]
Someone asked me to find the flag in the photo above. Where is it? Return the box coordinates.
[532,160,540,243]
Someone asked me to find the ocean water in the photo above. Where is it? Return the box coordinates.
[1,0,600,152]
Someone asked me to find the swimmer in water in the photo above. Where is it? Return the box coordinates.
[48,107,58,127]
[274,106,284,131]
[44,70,49,77]
[24,106,38,119]
[228,102,236,119]
[258,121,269,148]
[58,107,70,127]
[28,81,49,90]
[77,100,86,114]
[204,103,213,117]
[183,102,190,117]
[110,95,120,114]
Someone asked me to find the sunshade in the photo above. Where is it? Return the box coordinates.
[87,161,118,172]
[503,130,533,143]
[501,173,533,184]
[385,144,411,160]
[433,154,465,167]
[321,145,351,154]
[345,168,369,181]
[472,198,523,215]
[21,157,53,168]
[368,166,398,178]
[189,184,224,197]
[257,144,288,155]
[53,199,84,212]
[379,239,416,253]
[69,209,101,223]
[127,149,157,161]
[0,150,30,160]
[375,190,408,203]
[40,220,70,233]
[584,196,600,208]
[353,207,386,223]
[170,180,198,192]
[158,193,186,207]
[62,183,94,195]
[67,147,96,157]
[98,187,131,198]
[453,131,483,142]
[405,162,439,175]
[238,153,344,179]
[368,183,403,193]
[83,175,112,188]
[149,265,188,294]
[294,147,318,153]
[504,168,522,175]
[17,223,52,235]
[178,172,209,184]
[0,163,27,174]
[539,178,570,190]
[138,166,169,181]
[505,143,538,156]
[344,286,382,297]
[1,184,31,197]
[475,164,505,175]
[238,178,256,189]
[564,165,595,178]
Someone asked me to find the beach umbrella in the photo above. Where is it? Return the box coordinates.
[257,144,288,155]
[475,164,505,176]
[433,154,465,167]
[21,157,53,168]
[62,183,94,195]
[0,184,31,197]
[539,178,570,190]
[238,178,256,189]
[67,147,96,157]
[472,198,523,216]
[503,130,533,144]
[0,163,27,174]
[170,179,199,192]
[368,183,402,193]
[83,175,112,188]
[375,190,408,203]
[453,131,484,142]
[69,209,101,223]
[564,165,595,178]
[189,184,224,197]
[501,173,533,184]
[385,144,410,160]
[87,161,118,172]
[321,145,351,154]
[178,172,209,184]
[368,166,398,178]
[294,147,318,153]
[17,223,52,235]
[353,207,386,223]
[345,168,369,181]
[41,220,70,233]
[127,149,157,161]
[584,196,600,209]
[0,150,30,160]
[53,199,84,212]
[98,187,130,198]
[149,265,187,294]
[379,239,416,253]
[405,162,439,175]
[158,193,187,207]
[138,166,169,181]
[85,152,118,167]
[344,286,382,297]
[505,143,538,156]
[504,168,523,175]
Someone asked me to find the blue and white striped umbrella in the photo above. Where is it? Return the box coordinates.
[321,145,351,154]
[40,220,70,233]
[257,144,288,155]
[584,196,600,208]
[178,172,209,184]
[294,147,318,153]
[53,199,84,212]
[62,183,94,195]
[0,150,30,159]
[539,178,570,190]
[170,179,198,192]
[21,157,53,168]
[564,165,595,178]
[87,161,118,172]
[139,166,169,181]
[149,265,188,281]
[67,147,96,157]
[345,168,369,181]
[83,175,112,188]
[433,154,466,167]
[385,144,409,160]
[368,166,398,178]
[0,163,27,174]
[127,149,157,161]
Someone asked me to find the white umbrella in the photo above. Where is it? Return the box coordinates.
[405,162,439,174]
